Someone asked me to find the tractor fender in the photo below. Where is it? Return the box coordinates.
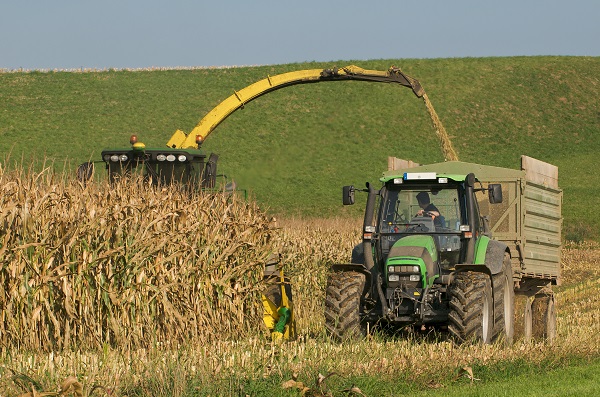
[331,262,371,278]
[456,237,508,275]
[471,237,509,275]
[483,239,509,275]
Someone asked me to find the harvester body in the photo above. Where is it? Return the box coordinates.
[98,143,219,189]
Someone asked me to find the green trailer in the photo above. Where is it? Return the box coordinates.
[326,155,561,343]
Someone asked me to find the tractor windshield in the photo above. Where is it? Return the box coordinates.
[378,184,466,268]
[380,185,464,234]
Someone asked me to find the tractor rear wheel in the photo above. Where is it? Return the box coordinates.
[492,253,515,344]
[448,271,494,344]
[324,271,366,341]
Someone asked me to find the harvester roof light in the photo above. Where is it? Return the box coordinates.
[157,154,166,162]
[119,154,128,162]
[393,178,403,184]
[438,177,448,183]
[166,154,176,162]
[177,155,187,162]
[132,142,145,151]
[404,172,437,180]
[110,155,119,162]
[130,135,138,145]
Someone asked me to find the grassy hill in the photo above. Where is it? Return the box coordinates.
[1,56,598,239]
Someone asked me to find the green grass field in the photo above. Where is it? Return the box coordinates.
[1,56,599,239]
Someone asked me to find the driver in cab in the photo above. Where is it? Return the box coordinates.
[416,192,443,227]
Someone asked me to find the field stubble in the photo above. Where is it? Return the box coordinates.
[1,168,600,396]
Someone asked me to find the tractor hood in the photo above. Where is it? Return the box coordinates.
[386,235,439,287]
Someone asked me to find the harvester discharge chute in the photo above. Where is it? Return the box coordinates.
[166,65,424,149]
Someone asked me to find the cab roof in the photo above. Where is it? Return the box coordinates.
[381,160,524,183]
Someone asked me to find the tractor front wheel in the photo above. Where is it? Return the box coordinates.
[448,271,494,344]
[324,271,366,341]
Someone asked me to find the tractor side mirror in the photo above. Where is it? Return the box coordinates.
[488,184,503,204]
[342,185,355,205]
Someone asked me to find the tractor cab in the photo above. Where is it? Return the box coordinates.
[377,173,470,274]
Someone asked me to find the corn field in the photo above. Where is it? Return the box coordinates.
[0,165,361,352]
[0,165,281,350]
[2,166,600,395]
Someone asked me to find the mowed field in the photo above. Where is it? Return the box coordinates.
[1,57,600,395]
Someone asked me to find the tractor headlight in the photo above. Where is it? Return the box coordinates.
[400,265,420,273]
[119,154,128,162]
[110,155,119,162]
[388,265,420,274]
[389,274,400,282]
[409,275,420,282]
[166,154,176,162]
[157,154,166,162]
[178,155,187,162]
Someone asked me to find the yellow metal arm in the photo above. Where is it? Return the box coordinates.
[167,65,425,149]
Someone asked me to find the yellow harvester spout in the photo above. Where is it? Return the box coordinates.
[166,65,427,150]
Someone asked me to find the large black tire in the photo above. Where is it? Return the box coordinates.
[524,298,533,341]
[529,294,557,343]
[448,271,494,344]
[324,271,366,341]
[492,253,515,344]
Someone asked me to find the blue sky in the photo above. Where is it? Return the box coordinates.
[1,0,599,70]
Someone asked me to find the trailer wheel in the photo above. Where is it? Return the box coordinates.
[530,294,556,343]
[324,271,366,341]
[492,253,515,344]
[448,271,494,344]
[524,298,533,341]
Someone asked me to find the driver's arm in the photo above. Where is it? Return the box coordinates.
[417,208,440,217]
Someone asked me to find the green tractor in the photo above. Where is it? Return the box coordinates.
[326,167,514,343]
